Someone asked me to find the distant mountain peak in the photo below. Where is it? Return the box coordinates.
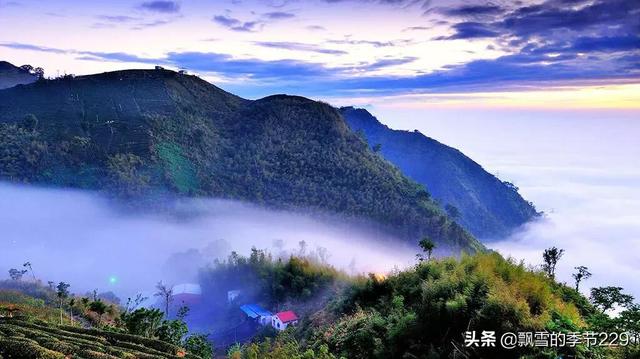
[0,61,18,70]
[0,60,37,89]
[342,106,539,239]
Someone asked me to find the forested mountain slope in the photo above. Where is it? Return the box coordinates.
[0,66,481,252]
[341,106,539,239]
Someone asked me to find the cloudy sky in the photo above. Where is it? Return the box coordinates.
[0,0,638,107]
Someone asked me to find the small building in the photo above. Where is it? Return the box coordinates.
[272,311,299,331]
[171,283,202,307]
[227,289,241,303]
[240,304,273,326]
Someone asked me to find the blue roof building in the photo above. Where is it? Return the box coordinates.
[240,304,273,325]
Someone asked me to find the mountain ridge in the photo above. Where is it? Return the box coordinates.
[0,61,36,90]
[0,64,482,252]
[341,106,539,239]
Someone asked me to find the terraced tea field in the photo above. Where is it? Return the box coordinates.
[0,318,203,359]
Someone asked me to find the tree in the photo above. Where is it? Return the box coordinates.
[542,247,564,279]
[121,307,164,337]
[298,240,307,256]
[124,293,148,314]
[56,282,70,325]
[33,67,45,80]
[69,298,76,324]
[618,304,640,336]
[572,266,591,291]
[23,261,36,280]
[419,237,435,261]
[590,286,634,313]
[21,114,38,131]
[107,153,150,197]
[89,300,108,326]
[184,334,214,359]
[372,143,382,153]
[20,64,33,73]
[8,268,27,281]
[156,319,188,346]
[155,281,173,318]
[445,204,460,220]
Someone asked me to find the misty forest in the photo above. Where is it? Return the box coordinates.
[0,58,638,358]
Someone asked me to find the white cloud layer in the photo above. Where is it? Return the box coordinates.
[0,183,415,299]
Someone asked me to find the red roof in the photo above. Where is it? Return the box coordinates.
[276,311,298,323]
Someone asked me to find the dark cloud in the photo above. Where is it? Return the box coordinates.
[212,15,261,32]
[439,4,504,17]
[326,50,639,95]
[262,11,295,19]
[164,52,332,79]
[254,41,348,55]
[93,14,177,31]
[138,1,180,13]
[357,57,418,71]
[0,43,67,54]
[212,10,295,33]
[437,22,500,39]
[0,43,158,64]
[440,0,639,42]
[501,0,637,36]
[77,51,158,64]
[430,0,639,90]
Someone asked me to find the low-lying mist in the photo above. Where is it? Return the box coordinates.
[0,182,416,300]
[381,109,640,299]
[490,164,640,299]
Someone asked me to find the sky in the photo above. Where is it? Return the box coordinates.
[377,109,640,299]
[0,0,638,108]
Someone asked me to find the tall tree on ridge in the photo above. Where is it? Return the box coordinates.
[542,247,564,280]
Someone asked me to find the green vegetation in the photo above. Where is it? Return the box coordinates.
[0,318,198,359]
[227,332,337,359]
[2,248,639,358]
[200,247,345,308]
[0,69,480,251]
[0,275,213,358]
[155,142,198,194]
[310,252,584,358]
[341,106,540,239]
[214,249,639,359]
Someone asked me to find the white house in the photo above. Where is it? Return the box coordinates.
[272,311,299,331]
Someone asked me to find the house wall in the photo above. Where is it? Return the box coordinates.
[259,315,272,326]
[271,317,298,331]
